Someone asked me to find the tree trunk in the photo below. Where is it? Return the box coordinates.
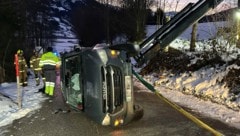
[237,0,240,48]
[190,23,198,52]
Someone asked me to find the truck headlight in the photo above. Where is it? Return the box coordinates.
[114,118,124,127]
[110,50,120,58]
[114,120,120,126]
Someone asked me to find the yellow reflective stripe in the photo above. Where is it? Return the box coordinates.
[40,59,58,65]
[49,82,55,87]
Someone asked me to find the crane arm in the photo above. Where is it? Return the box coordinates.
[134,0,223,67]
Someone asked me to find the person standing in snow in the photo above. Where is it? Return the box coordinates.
[15,50,28,87]
[39,47,60,96]
[30,49,42,86]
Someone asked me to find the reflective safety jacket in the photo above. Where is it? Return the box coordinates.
[39,52,61,70]
[14,54,28,86]
[30,54,41,72]
[15,55,28,74]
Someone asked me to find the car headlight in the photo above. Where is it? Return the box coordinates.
[109,50,120,58]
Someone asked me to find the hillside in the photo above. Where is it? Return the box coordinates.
[139,38,240,112]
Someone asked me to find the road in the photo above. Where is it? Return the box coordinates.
[2,89,240,136]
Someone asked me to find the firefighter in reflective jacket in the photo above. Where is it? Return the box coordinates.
[15,50,28,86]
[30,50,42,86]
[39,47,60,96]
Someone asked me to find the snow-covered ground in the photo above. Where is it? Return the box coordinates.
[0,74,48,135]
[135,37,240,130]
[140,23,240,130]
[1,21,240,135]
[146,21,229,41]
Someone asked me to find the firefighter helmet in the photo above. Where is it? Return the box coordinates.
[17,49,23,54]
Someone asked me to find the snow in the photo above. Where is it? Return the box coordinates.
[52,5,66,11]
[1,19,240,135]
[0,74,48,134]
[52,38,78,53]
[135,79,240,129]
[146,21,229,41]
[136,22,240,129]
[133,46,240,129]
[51,9,78,53]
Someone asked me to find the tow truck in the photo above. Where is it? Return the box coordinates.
[60,0,223,127]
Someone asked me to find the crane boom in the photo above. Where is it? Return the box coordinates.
[134,0,224,67]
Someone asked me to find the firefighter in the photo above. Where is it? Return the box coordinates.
[15,49,28,86]
[39,47,60,96]
[30,49,41,86]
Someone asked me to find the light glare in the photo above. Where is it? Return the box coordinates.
[236,11,240,19]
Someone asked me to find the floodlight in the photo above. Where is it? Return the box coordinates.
[236,10,240,19]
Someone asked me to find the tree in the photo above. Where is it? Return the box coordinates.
[70,0,130,46]
[25,0,58,50]
[70,1,108,47]
[237,0,240,48]
[0,0,23,81]
[120,0,148,43]
[190,23,198,52]
[155,0,166,28]
[0,0,59,81]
